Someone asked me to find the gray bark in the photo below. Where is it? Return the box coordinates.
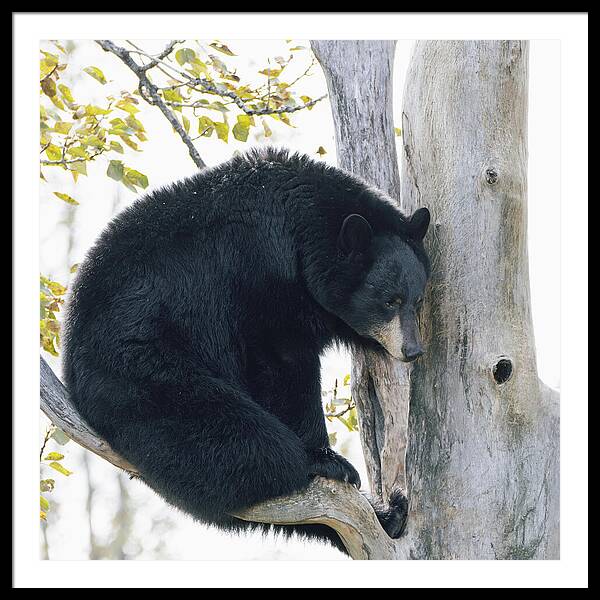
[311,39,559,559]
[399,40,559,560]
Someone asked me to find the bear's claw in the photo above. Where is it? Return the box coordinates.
[308,447,361,489]
[377,488,409,539]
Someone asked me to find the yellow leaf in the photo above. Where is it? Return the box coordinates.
[49,461,72,476]
[44,452,64,461]
[84,66,107,84]
[53,192,79,206]
[47,281,67,295]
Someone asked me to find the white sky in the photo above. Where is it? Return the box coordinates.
[39,39,560,561]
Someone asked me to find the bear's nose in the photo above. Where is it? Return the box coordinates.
[402,347,424,362]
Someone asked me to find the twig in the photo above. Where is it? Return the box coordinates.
[41,148,105,166]
[39,426,53,461]
[326,402,356,419]
[126,39,184,72]
[96,39,206,169]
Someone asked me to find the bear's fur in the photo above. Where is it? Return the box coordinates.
[63,147,430,554]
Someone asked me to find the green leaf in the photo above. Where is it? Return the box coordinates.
[278,112,293,127]
[236,114,254,128]
[53,122,72,135]
[84,105,110,116]
[124,168,148,189]
[41,51,59,66]
[343,374,351,386]
[83,66,107,84]
[232,114,253,142]
[44,452,64,461]
[207,101,229,113]
[163,88,183,104]
[109,140,124,154]
[125,115,145,132]
[115,98,139,115]
[198,116,215,137]
[182,115,190,134]
[50,95,66,111]
[300,95,315,111]
[40,57,57,79]
[82,135,105,149]
[232,122,249,142]
[175,48,196,66]
[67,146,88,159]
[120,177,138,193]
[346,409,358,431]
[45,144,62,161]
[58,84,74,104]
[187,58,209,77]
[53,192,79,206]
[48,461,73,476]
[119,135,140,151]
[213,121,229,143]
[316,146,327,157]
[328,432,337,447]
[258,68,282,78]
[47,280,66,295]
[69,160,87,176]
[394,127,402,137]
[40,495,50,511]
[51,428,71,445]
[107,160,124,182]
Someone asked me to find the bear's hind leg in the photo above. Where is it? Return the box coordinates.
[107,386,313,522]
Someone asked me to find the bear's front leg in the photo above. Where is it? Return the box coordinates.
[308,446,361,488]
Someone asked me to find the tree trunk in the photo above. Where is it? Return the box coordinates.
[311,39,560,559]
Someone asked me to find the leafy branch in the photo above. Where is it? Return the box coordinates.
[96,39,326,168]
[96,39,207,169]
[40,44,150,200]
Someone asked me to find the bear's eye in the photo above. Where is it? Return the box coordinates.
[385,297,402,308]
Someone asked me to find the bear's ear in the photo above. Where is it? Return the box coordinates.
[408,207,431,241]
[338,214,373,255]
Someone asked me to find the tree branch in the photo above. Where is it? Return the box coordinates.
[96,39,206,169]
[39,355,397,559]
[96,39,325,169]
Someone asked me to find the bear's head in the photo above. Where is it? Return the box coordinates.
[334,207,431,362]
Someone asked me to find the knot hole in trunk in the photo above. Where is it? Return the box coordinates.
[492,357,513,384]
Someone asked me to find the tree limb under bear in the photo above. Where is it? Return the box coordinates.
[39,356,397,559]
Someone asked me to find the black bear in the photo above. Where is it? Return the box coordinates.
[63,147,430,555]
